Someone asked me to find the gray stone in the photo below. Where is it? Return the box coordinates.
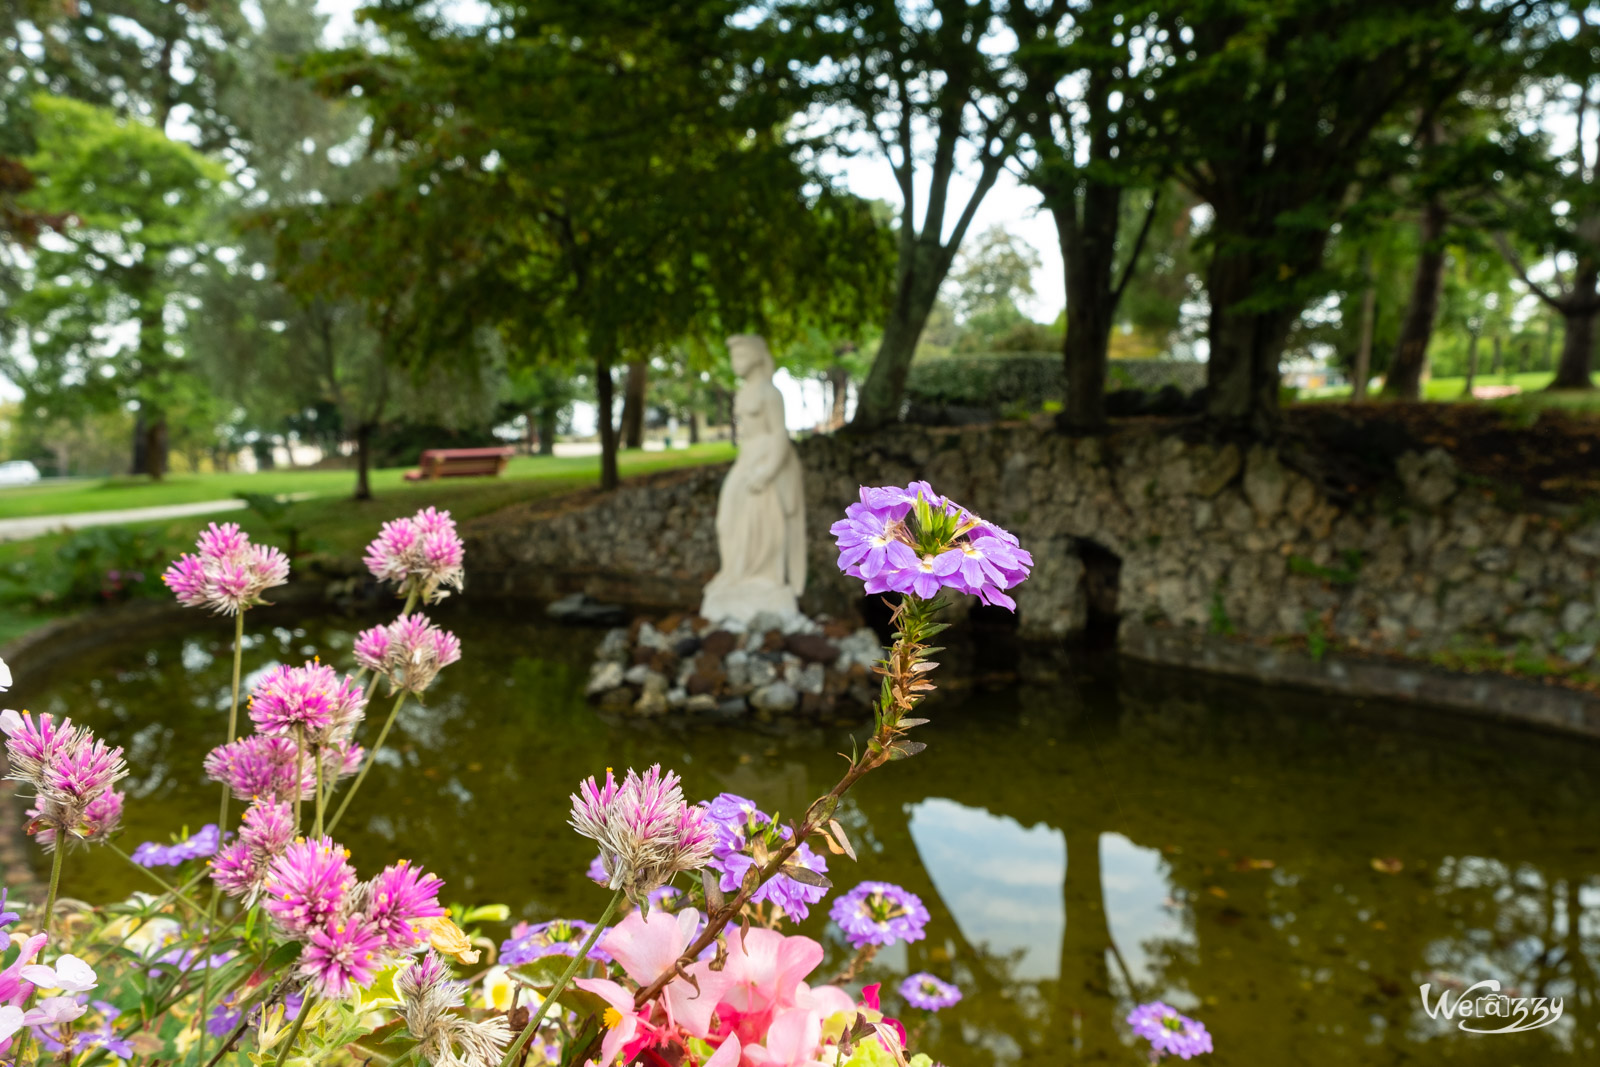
[1194,444,1242,498]
[636,622,671,651]
[666,686,689,708]
[724,649,750,687]
[546,593,627,627]
[796,662,826,696]
[1396,448,1458,508]
[1561,600,1594,635]
[633,683,669,716]
[586,661,624,695]
[596,627,631,663]
[1243,445,1288,523]
[747,656,779,688]
[684,693,720,713]
[623,664,665,687]
[1568,522,1600,558]
[1563,643,1595,665]
[749,681,799,713]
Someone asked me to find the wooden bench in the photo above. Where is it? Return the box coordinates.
[403,446,515,481]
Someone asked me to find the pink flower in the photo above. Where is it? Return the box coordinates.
[262,837,357,938]
[211,799,296,903]
[570,977,663,1067]
[4,712,127,852]
[300,914,386,999]
[594,907,728,1040]
[363,508,465,604]
[363,861,446,950]
[718,927,825,1036]
[162,523,289,615]
[569,765,714,905]
[353,614,461,694]
[204,735,361,804]
[742,1009,827,1067]
[248,662,366,743]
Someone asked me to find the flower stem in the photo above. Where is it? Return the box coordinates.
[88,866,210,968]
[41,841,64,940]
[326,689,407,834]
[293,728,305,832]
[498,888,623,1067]
[105,843,207,917]
[273,990,314,1067]
[313,740,326,838]
[219,610,245,837]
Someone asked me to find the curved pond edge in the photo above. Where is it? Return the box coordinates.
[1122,622,1600,738]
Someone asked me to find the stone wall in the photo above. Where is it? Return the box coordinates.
[464,421,1600,672]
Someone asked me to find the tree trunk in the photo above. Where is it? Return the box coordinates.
[353,424,374,500]
[1202,242,1301,432]
[130,414,148,476]
[524,409,537,455]
[851,259,945,430]
[686,406,700,445]
[1545,315,1555,370]
[826,364,850,430]
[143,417,168,481]
[1492,334,1503,378]
[1058,823,1119,1056]
[1461,330,1479,397]
[1383,199,1448,400]
[620,358,648,449]
[1052,185,1121,432]
[1551,298,1598,390]
[537,405,558,456]
[1352,252,1376,401]
[595,345,620,490]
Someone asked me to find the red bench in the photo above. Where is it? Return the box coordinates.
[403,446,515,481]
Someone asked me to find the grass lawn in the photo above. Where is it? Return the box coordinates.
[0,444,733,646]
[0,445,733,520]
[1304,370,1600,412]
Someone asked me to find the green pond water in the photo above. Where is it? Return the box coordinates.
[11,603,1600,1066]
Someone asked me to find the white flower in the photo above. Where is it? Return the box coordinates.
[21,954,97,994]
[0,709,20,737]
[479,966,514,1012]
[0,656,11,692]
[23,996,88,1025]
[0,1005,23,1043]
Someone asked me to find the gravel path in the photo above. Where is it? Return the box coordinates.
[0,498,248,542]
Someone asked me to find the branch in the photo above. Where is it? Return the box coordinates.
[1112,187,1162,306]
[1491,230,1563,309]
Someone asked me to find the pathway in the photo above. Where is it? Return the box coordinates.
[0,498,248,543]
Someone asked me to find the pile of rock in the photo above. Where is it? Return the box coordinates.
[584,611,884,720]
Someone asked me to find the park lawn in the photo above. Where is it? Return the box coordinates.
[0,444,733,646]
[0,444,733,520]
[1306,370,1600,411]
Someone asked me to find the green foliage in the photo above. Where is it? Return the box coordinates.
[1208,588,1236,637]
[1287,551,1364,587]
[903,353,1204,415]
[0,526,170,609]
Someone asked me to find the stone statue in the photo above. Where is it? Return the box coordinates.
[700,335,806,623]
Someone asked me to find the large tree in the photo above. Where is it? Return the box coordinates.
[769,0,1018,430]
[306,0,891,490]
[1155,0,1535,431]
[1008,0,1167,430]
[7,94,225,480]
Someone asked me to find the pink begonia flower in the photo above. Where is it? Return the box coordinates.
[571,976,662,1067]
[703,1035,742,1067]
[716,927,826,1047]
[743,1008,829,1067]
[594,907,728,1039]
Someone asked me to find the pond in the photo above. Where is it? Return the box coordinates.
[12,603,1600,1066]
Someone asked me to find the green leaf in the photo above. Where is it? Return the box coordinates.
[461,903,511,924]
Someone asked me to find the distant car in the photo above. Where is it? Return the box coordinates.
[0,460,41,487]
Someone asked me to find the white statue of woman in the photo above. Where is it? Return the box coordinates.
[700,335,806,624]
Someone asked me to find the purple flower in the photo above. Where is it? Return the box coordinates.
[132,824,221,868]
[162,522,289,615]
[1126,1002,1213,1060]
[830,882,929,949]
[587,853,608,885]
[830,484,1031,607]
[248,662,366,743]
[569,765,715,905]
[353,614,461,694]
[363,508,465,604]
[702,793,829,922]
[499,919,613,967]
[899,972,961,1011]
[262,836,356,937]
[0,888,17,929]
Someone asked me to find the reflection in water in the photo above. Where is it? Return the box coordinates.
[11,605,1600,1064]
[908,798,1065,981]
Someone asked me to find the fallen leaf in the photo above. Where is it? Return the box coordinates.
[1371,857,1404,874]
[1234,857,1276,871]
[1206,886,1229,899]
